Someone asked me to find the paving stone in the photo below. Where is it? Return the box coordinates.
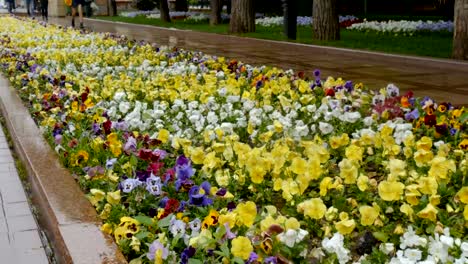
[5,202,32,218]
[0,155,14,163]
[0,219,8,232]
[0,163,15,173]
[0,171,21,185]
[0,232,10,249]
[12,229,44,251]
[0,180,27,203]
[16,248,49,264]
[0,142,9,149]
[6,214,37,233]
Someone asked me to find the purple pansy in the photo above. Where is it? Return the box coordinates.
[121,178,142,193]
[146,240,168,261]
[188,181,212,206]
[123,136,137,153]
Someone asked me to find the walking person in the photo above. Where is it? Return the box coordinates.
[71,0,84,29]
[6,0,14,13]
[25,0,34,17]
[40,0,47,21]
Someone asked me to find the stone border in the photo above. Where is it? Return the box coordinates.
[0,75,127,264]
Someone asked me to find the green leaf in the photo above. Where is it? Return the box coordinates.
[373,231,388,242]
[158,216,171,228]
[130,155,138,167]
[231,257,244,264]
[459,112,468,123]
[214,225,227,241]
[214,251,227,257]
[128,258,143,264]
[134,231,150,240]
[220,242,230,257]
[135,215,153,226]
[188,259,203,264]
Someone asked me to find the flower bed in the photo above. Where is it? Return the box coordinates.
[347,20,453,35]
[0,17,467,264]
[255,15,360,27]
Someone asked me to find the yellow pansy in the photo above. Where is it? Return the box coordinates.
[359,205,379,226]
[202,210,219,229]
[88,188,105,206]
[419,176,438,195]
[416,136,433,151]
[339,158,358,184]
[101,223,113,235]
[464,205,468,221]
[320,177,334,196]
[157,129,170,143]
[106,190,121,205]
[428,156,456,180]
[335,219,356,235]
[297,198,326,219]
[413,149,434,167]
[387,159,407,180]
[457,187,468,204]
[236,201,257,227]
[231,236,253,260]
[417,203,438,222]
[190,147,205,164]
[400,203,414,222]
[285,217,300,230]
[378,180,404,201]
[357,175,369,192]
[107,133,122,157]
[218,212,237,229]
[345,145,363,162]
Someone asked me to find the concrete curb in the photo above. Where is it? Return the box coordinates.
[0,75,127,264]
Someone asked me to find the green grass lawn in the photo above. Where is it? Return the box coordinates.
[97,16,453,59]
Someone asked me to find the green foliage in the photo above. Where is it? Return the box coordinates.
[98,16,453,58]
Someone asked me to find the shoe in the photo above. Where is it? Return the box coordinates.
[71,18,75,27]
[79,23,84,29]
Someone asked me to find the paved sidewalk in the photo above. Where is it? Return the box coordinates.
[0,126,49,263]
[47,17,468,106]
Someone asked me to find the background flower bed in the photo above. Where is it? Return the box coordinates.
[0,17,467,264]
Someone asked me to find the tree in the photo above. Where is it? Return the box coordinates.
[160,0,172,22]
[312,0,339,41]
[229,0,255,33]
[453,0,468,60]
[210,0,222,25]
[175,0,188,11]
[282,0,297,39]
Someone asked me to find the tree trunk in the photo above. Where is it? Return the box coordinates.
[160,0,172,23]
[312,0,340,41]
[282,0,297,39]
[175,0,188,11]
[210,0,222,25]
[229,0,255,33]
[453,0,468,60]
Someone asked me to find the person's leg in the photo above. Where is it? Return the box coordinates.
[78,4,83,28]
[71,6,76,27]
[44,0,48,20]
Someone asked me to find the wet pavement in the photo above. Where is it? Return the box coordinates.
[46,17,468,106]
[0,125,49,264]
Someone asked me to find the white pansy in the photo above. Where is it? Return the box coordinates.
[319,122,334,135]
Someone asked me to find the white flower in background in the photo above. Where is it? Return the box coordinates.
[400,226,427,249]
[278,229,308,247]
[322,233,350,264]
[404,248,422,262]
[319,122,334,135]
[343,111,361,123]
[386,84,400,97]
[380,243,395,255]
